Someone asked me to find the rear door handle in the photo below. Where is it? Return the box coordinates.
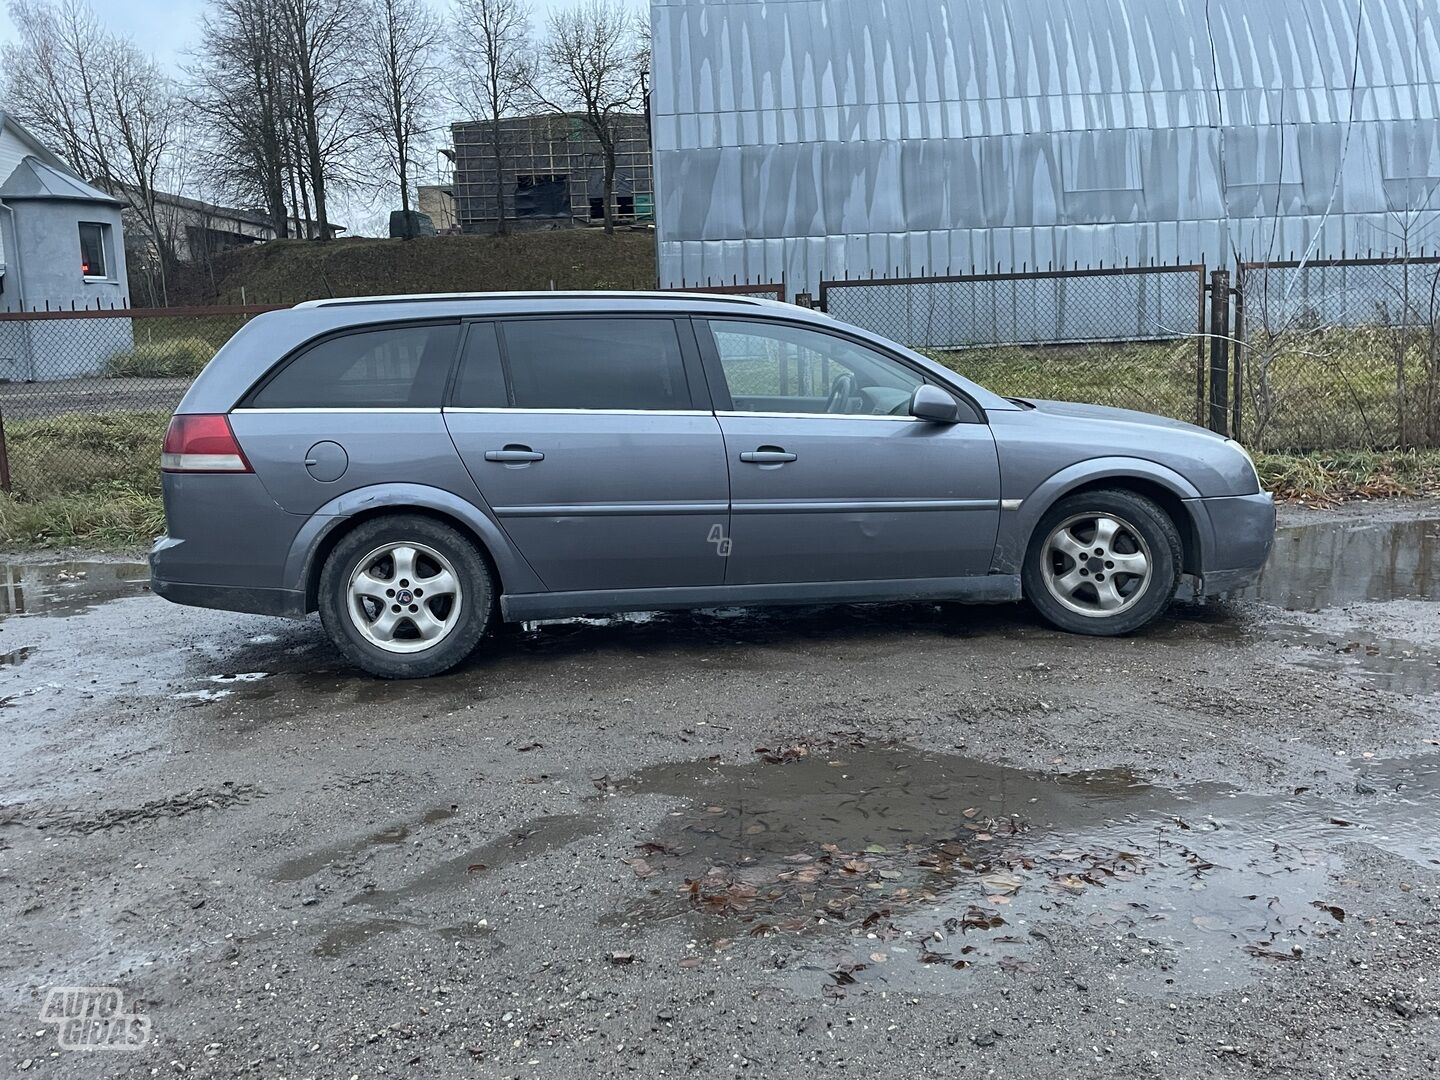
[739,447,797,464]
[485,446,545,463]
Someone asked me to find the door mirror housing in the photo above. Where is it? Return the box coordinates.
[910,384,962,424]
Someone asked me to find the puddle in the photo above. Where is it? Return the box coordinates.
[604,744,1440,995]
[1240,518,1440,611]
[0,561,149,618]
[1270,624,1440,696]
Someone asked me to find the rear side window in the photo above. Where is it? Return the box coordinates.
[496,318,690,411]
[249,323,459,408]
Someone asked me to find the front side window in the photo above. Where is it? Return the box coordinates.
[707,320,922,416]
[79,222,108,278]
[494,318,690,411]
[249,323,459,408]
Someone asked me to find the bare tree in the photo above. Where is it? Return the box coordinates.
[359,0,444,233]
[274,0,361,240]
[2,0,117,185]
[533,0,644,235]
[190,0,293,237]
[101,41,187,301]
[4,0,189,301]
[449,0,534,235]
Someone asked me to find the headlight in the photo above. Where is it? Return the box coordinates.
[1225,439,1261,490]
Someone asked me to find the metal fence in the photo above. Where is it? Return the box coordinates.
[1235,257,1440,450]
[821,266,1209,425]
[0,305,284,499]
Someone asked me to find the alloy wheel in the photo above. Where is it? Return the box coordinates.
[1039,512,1153,618]
[346,542,463,653]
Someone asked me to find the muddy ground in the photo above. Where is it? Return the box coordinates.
[1,500,1438,1078]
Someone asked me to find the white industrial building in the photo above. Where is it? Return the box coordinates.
[651,0,1440,296]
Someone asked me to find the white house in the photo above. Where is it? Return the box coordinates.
[0,111,131,380]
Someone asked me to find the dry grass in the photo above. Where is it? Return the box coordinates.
[163,230,658,306]
[0,412,166,548]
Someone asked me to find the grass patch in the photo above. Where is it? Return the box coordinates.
[1255,450,1440,504]
[0,411,166,548]
[104,336,218,378]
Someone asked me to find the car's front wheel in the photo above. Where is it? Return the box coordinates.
[318,515,495,678]
[1022,489,1181,636]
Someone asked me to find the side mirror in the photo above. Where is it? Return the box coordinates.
[909,384,962,424]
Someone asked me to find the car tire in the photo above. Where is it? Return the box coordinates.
[318,514,496,678]
[1022,489,1182,636]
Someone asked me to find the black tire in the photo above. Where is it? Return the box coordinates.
[1022,488,1182,636]
[318,514,496,678]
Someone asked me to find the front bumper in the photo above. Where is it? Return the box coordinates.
[1190,491,1276,597]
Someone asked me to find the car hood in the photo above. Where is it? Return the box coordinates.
[1022,399,1222,440]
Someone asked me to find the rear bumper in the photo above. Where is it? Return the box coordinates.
[150,538,307,618]
[1191,491,1276,596]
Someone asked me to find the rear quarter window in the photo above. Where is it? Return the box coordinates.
[248,323,459,408]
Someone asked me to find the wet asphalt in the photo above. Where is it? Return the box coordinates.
[1,500,1438,1078]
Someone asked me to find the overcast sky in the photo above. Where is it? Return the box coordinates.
[0,0,617,71]
[0,0,644,234]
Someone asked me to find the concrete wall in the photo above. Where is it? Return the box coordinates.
[7,197,129,311]
[0,198,132,378]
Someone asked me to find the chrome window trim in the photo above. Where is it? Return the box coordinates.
[716,410,918,423]
[443,407,714,417]
[233,407,444,414]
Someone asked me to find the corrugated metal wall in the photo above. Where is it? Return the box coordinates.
[651,0,1440,294]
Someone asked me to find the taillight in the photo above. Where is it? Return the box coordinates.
[161,414,253,473]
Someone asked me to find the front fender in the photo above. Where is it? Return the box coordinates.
[281,482,545,603]
[992,457,1205,575]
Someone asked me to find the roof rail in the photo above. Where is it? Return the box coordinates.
[293,290,780,310]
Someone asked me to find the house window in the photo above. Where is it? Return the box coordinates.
[79,222,109,279]
[617,195,635,217]
[589,197,605,220]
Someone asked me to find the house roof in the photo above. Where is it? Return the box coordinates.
[0,155,124,206]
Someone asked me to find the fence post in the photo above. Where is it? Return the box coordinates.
[1231,266,1244,441]
[0,408,10,495]
[1208,270,1231,435]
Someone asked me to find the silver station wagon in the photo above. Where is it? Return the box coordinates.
[150,292,1275,678]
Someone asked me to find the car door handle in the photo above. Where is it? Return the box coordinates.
[485,447,545,463]
[739,448,798,464]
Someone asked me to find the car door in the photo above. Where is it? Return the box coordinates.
[697,317,1002,586]
[443,316,730,593]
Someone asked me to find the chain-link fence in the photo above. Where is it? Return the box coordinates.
[0,305,283,501]
[1236,258,1440,451]
[820,266,1208,424]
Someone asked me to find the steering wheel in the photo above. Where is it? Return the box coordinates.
[825,372,859,414]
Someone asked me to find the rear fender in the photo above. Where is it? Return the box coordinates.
[283,483,544,602]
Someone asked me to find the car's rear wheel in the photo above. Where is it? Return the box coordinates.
[1022,489,1181,636]
[319,515,495,678]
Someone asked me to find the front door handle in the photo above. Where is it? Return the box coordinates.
[739,447,797,464]
[485,446,545,464]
